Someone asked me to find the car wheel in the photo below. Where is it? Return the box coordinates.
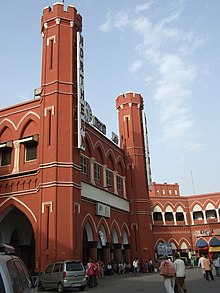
[38,281,45,291]
[57,282,64,293]
[79,285,86,291]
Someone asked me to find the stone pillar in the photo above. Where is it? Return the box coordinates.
[88,241,98,261]
[173,212,177,225]
[89,157,95,185]
[103,165,107,188]
[122,176,127,198]
[114,243,122,265]
[12,141,20,174]
[151,213,154,225]
[202,210,207,224]
[113,171,118,195]
[162,212,166,225]
[216,209,220,222]
[103,242,111,266]
[123,244,131,264]
[184,212,188,225]
[190,212,194,225]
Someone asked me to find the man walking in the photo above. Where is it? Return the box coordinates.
[203,255,214,281]
[198,254,205,278]
[159,255,176,293]
[174,254,187,293]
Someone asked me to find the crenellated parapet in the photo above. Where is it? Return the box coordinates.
[116,92,144,111]
[41,2,82,32]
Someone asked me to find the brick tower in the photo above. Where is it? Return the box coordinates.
[116,92,153,263]
[38,3,83,268]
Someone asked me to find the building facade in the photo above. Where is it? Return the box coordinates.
[150,182,220,259]
[0,3,219,273]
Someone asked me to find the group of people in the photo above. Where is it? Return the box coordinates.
[159,254,187,293]
[143,259,156,273]
[198,253,220,281]
[105,260,131,275]
[85,259,101,288]
[86,253,220,291]
[85,258,133,287]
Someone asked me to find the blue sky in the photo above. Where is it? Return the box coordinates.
[0,0,219,196]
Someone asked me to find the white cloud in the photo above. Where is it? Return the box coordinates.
[135,2,154,14]
[99,11,112,32]
[99,1,204,148]
[113,12,129,31]
[144,76,154,87]
[129,60,143,72]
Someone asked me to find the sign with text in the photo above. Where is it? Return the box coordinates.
[157,243,173,256]
[96,202,110,218]
[92,116,106,135]
[77,32,86,150]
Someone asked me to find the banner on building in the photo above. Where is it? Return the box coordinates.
[157,243,173,256]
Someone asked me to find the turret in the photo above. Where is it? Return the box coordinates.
[116,91,154,263]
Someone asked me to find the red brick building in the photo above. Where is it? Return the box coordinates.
[0,3,219,273]
[150,182,220,260]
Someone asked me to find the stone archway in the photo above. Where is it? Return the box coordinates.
[0,207,35,273]
[82,222,95,265]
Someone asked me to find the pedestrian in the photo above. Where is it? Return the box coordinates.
[203,255,214,281]
[111,260,117,274]
[143,260,148,273]
[98,259,105,278]
[198,254,205,278]
[86,258,97,288]
[159,255,176,293]
[106,261,114,275]
[213,255,220,277]
[174,253,187,293]
[125,262,131,273]
[133,258,140,276]
[118,261,125,274]
[148,259,154,273]
[190,257,195,268]
[93,259,99,287]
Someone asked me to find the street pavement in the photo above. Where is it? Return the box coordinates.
[37,267,220,292]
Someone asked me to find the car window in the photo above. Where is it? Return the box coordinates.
[0,273,6,293]
[15,259,35,291]
[53,263,61,273]
[14,259,34,291]
[7,259,23,293]
[66,262,83,271]
[45,264,53,274]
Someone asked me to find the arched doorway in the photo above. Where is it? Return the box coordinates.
[82,222,94,265]
[0,206,35,273]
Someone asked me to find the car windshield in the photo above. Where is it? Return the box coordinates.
[66,262,83,271]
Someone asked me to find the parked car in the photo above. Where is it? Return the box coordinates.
[0,243,37,293]
[38,259,87,292]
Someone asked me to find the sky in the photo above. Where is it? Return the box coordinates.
[0,0,219,196]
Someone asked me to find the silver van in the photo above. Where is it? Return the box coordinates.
[38,260,87,292]
[0,243,37,293]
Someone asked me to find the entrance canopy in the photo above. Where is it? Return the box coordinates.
[196,238,208,248]
[209,246,220,252]
[209,237,220,247]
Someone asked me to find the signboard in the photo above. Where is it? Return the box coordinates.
[157,243,173,256]
[96,202,110,218]
[92,116,106,135]
[142,112,152,191]
[77,32,86,150]
[112,132,119,145]
[194,229,213,237]
[98,231,106,246]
